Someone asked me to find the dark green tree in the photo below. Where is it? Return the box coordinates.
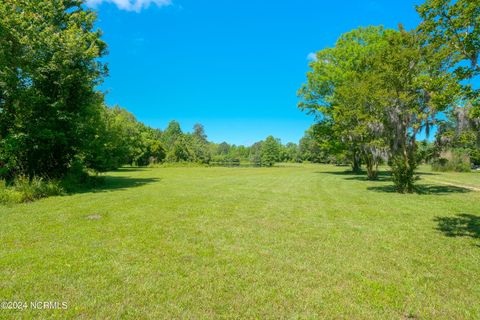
[261,136,281,167]
[189,124,211,164]
[161,121,183,150]
[284,142,300,162]
[249,141,263,166]
[0,0,107,178]
[193,123,208,142]
[166,137,194,162]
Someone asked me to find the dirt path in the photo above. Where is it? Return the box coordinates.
[423,177,480,192]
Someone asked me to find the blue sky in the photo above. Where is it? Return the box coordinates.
[88,0,423,145]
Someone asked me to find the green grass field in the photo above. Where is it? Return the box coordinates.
[1,164,479,319]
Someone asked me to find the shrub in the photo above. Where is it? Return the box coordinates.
[61,161,105,192]
[390,155,416,193]
[13,176,64,202]
[469,148,480,166]
[0,180,22,204]
[432,149,471,172]
[0,161,107,205]
[0,176,64,204]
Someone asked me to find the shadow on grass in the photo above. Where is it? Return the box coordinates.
[317,170,438,178]
[315,170,366,176]
[414,171,439,176]
[113,167,150,172]
[317,169,463,194]
[345,175,391,182]
[67,176,160,194]
[434,214,480,241]
[367,184,471,195]
[317,170,392,182]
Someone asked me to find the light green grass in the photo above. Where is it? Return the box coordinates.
[417,165,480,190]
[1,164,479,319]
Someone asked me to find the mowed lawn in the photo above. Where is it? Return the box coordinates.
[1,165,479,319]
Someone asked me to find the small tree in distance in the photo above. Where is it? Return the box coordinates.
[261,136,281,167]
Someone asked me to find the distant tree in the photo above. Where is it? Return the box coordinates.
[299,131,323,163]
[299,121,345,164]
[261,136,281,167]
[284,142,300,162]
[249,141,263,166]
[161,121,183,150]
[189,124,211,164]
[230,145,250,161]
[136,128,166,166]
[166,137,193,162]
[434,103,480,167]
[82,106,130,172]
[415,140,437,165]
[217,142,231,155]
[193,123,208,142]
[83,106,166,170]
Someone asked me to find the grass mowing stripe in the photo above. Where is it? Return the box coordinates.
[0,164,479,319]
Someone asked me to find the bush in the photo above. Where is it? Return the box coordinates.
[432,149,471,172]
[470,148,480,166]
[0,161,108,205]
[61,161,105,192]
[390,156,416,193]
[0,180,23,204]
[0,176,64,204]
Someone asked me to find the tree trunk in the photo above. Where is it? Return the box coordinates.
[365,157,378,180]
[351,149,362,173]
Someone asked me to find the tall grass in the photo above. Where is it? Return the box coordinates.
[0,176,64,204]
[0,161,107,205]
[432,153,471,172]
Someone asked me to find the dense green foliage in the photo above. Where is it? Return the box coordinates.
[0,0,107,178]
[417,0,479,95]
[299,121,340,164]
[0,0,477,196]
[260,136,281,167]
[0,0,479,317]
[0,0,303,193]
[417,0,480,171]
[0,176,63,204]
[298,0,478,192]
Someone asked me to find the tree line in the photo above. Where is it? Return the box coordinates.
[72,105,328,169]
[0,0,346,184]
[0,0,478,195]
[298,0,479,192]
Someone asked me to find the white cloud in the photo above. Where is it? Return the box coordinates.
[307,52,317,62]
[86,0,172,12]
